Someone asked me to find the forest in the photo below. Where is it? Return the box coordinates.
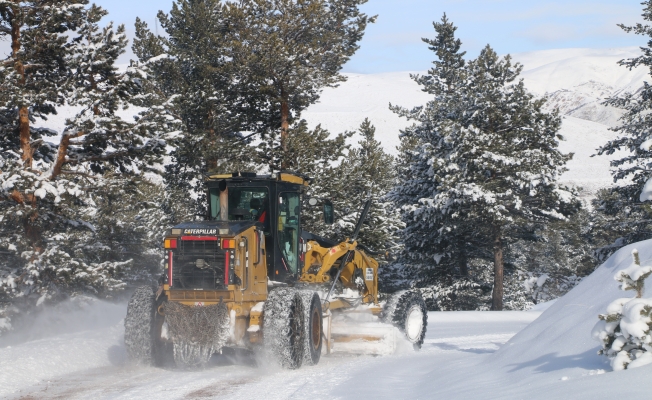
[1,0,652,335]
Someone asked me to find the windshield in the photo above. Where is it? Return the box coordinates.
[209,186,270,231]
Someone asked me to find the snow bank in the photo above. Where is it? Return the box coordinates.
[489,240,652,372]
[427,311,539,324]
[327,241,652,400]
[529,299,558,312]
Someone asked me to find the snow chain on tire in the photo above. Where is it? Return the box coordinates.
[300,291,322,366]
[124,286,157,365]
[381,289,428,350]
[263,288,305,369]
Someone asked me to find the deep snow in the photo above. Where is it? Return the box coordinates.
[4,239,652,399]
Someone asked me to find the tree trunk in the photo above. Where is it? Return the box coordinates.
[51,134,71,179]
[280,88,289,170]
[12,14,31,168]
[19,106,31,168]
[50,131,84,180]
[491,227,504,311]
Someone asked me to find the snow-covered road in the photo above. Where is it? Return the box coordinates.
[0,307,539,400]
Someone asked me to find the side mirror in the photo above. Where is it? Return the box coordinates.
[308,197,319,206]
[323,200,334,225]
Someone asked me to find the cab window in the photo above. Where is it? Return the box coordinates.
[277,192,300,274]
[209,187,269,232]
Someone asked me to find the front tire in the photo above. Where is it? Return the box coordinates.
[263,288,305,369]
[300,291,322,365]
[382,290,428,350]
[124,286,157,364]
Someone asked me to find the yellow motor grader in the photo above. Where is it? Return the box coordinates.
[124,172,427,368]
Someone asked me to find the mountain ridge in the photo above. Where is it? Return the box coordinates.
[302,46,647,198]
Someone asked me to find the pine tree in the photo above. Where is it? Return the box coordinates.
[462,47,580,310]
[593,1,652,256]
[330,119,402,255]
[235,0,375,169]
[132,1,259,220]
[0,0,90,303]
[389,15,474,287]
[390,16,579,310]
[593,249,652,371]
[0,3,169,306]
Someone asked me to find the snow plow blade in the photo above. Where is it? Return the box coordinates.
[323,310,401,356]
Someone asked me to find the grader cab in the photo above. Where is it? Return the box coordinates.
[124,172,427,368]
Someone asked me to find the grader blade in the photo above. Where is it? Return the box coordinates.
[322,308,401,356]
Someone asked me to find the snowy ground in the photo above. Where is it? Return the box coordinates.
[0,305,539,400]
[6,239,652,398]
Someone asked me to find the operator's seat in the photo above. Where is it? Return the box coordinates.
[250,198,262,217]
[250,197,269,230]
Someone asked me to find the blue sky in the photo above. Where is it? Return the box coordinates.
[95,0,647,73]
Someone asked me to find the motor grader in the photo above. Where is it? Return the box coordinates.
[124,172,427,368]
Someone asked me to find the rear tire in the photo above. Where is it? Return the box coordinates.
[124,286,157,364]
[263,288,305,369]
[300,291,322,365]
[382,290,427,350]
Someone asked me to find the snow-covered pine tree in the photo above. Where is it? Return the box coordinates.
[235,0,375,169]
[390,14,472,285]
[593,249,652,370]
[391,15,579,310]
[0,2,169,313]
[444,46,579,310]
[132,1,258,220]
[0,0,92,306]
[329,119,402,257]
[593,1,652,255]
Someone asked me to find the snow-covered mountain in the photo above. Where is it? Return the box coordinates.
[36,47,647,198]
[303,47,648,198]
[518,47,647,128]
